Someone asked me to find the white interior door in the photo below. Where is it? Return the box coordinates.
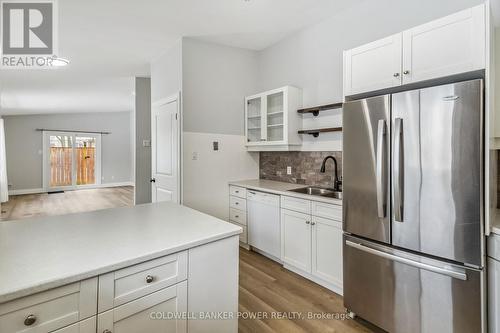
[152,93,181,203]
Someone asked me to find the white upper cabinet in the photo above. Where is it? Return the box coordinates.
[343,4,486,96]
[343,34,403,96]
[245,86,302,151]
[402,5,485,84]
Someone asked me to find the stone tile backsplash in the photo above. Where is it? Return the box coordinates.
[260,151,342,188]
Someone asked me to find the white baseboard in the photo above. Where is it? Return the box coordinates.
[8,182,135,196]
[96,182,135,188]
[8,188,45,195]
[283,263,343,296]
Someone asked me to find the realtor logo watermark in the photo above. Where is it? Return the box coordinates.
[1,0,58,68]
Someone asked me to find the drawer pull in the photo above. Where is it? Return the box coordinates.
[24,314,37,326]
[235,190,239,193]
[235,215,239,218]
[146,275,154,283]
[103,330,112,333]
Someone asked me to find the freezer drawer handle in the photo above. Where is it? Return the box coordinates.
[345,240,468,281]
[376,119,386,218]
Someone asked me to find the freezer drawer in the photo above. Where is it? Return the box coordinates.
[343,235,482,333]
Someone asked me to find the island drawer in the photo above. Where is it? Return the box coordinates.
[229,186,247,199]
[230,208,247,225]
[52,316,96,333]
[230,196,247,211]
[312,201,342,221]
[0,278,97,333]
[281,196,311,214]
[98,251,188,312]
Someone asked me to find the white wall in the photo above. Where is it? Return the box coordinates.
[4,112,133,192]
[183,132,258,220]
[150,40,183,103]
[257,0,483,107]
[181,38,260,219]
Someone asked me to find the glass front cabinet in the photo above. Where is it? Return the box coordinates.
[245,86,302,151]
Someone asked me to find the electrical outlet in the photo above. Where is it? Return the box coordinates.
[213,141,219,151]
[142,139,151,147]
[287,166,292,175]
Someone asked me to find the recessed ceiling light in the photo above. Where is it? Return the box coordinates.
[51,57,70,67]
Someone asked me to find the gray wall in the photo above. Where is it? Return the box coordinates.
[135,77,152,204]
[257,0,484,107]
[182,38,259,135]
[4,112,133,191]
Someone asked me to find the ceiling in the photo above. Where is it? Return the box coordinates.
[0,0,365,116]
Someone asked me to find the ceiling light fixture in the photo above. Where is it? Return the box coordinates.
[51,57,70,67]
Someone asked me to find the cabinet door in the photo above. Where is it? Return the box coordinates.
[246,95,264,143]
[343,34,402,96]
[311,216,343,290]
[402,4,485,84]
[281,209,311,272]
[98,282,187,333]
[489,257,500,333]
[265,89,285,143]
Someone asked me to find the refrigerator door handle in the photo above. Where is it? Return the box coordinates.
[376,119,386,218]
[394,118,404,222]
[345,240,468,281]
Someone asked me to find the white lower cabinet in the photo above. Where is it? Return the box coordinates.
[281,197,343,294]
[98,281,187,333]
[281,209,312,272]
[311,216,343,288]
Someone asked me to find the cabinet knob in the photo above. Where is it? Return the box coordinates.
[24,314,37,326]
[306,221,311,225]
[235,215,239,218]
[311,222,316,226]
[146,275,154,283]
[393,73,400,77]
[403,70,410,75]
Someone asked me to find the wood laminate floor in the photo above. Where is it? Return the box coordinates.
[0,186,134,222]
[239,248,375,333]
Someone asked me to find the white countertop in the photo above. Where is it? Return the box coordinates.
[229,179,342,205]
[0,202,241,303]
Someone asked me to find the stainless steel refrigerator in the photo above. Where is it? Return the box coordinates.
[342,79,484,333]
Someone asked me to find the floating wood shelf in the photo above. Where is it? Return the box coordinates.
[297,102,343,116]
[298,127,342,138]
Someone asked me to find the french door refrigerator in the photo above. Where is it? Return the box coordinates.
[342,79,484,333]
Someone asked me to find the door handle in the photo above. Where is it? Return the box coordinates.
[345,240,468,281]
[150,178,156,183]
[393,118,404,222]
[376,119,386,218]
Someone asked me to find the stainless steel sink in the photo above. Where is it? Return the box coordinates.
[288,187,342,199]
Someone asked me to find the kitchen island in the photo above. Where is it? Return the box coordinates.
[0,202,241,333]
